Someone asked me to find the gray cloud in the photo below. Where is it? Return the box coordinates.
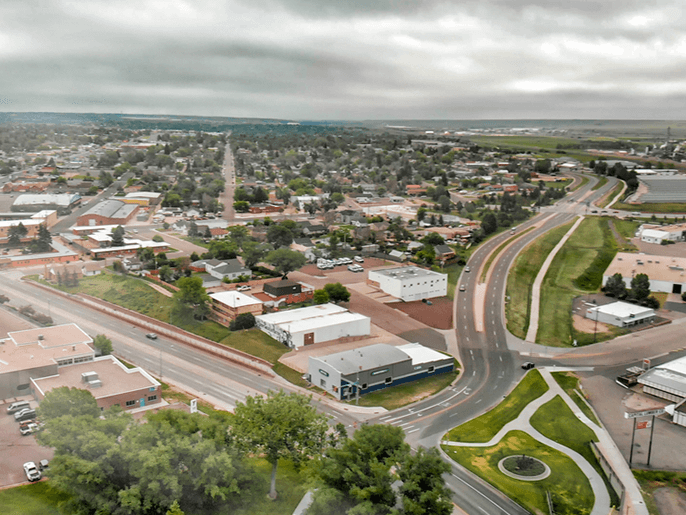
[0,0,684,119]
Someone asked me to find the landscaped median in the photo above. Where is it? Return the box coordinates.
[441,369,615,515]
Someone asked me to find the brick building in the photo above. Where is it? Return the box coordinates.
[209,291,264,325]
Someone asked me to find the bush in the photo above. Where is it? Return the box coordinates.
[152,235,164,242]
[642,296,660,310]
[229,313,256,331]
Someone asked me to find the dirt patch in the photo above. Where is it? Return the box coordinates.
[392,297,453,330]
[572,313,612,334]
[654,487,686,515]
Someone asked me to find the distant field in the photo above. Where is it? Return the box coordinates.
[613,201,686,214]
[468,135,585,150]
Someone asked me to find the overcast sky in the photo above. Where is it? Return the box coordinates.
[1,0,684,120]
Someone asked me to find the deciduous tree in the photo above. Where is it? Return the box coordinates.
[266,248,306,276]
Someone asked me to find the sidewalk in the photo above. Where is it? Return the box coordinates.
[442,367,649,515]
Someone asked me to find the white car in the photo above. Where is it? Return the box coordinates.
[237,285,251,291]
[23,462,41,482]
[354,256,364,263]
[20,423,40,436]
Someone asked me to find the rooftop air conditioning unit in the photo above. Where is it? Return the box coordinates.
[89,380,102,389]
[38,335,44,340]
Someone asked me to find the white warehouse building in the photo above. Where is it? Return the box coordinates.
[585,301,655,328]
[367,266,447,301]
[255,303,370,349]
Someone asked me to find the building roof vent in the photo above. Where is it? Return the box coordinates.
[38,335,44,340]
[89,379,102,389]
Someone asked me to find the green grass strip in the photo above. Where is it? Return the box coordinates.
[505,222,573,339]
[444,370,548,443]
[0,482,68,515]
[442,430,594,515]
[551,372,600,426]
[596,181,624,208]
[571,175,590,192]
[480,227,534,283]
[612,201,686,214]
[591,176,608,191]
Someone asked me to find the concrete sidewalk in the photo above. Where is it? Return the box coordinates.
[441,367,649,515]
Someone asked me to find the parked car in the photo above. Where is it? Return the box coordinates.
[7,401,30,414]
[145,333,158,340]
[23,462,41,482]
[237,285,251,291]
[20,423,40,436]
[15,408,36,422]
[521,362,536,370]
[39,459,49,471]
[354,256,364,263]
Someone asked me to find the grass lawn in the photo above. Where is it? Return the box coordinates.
[219,329,286,364]
[442,430,594,515]
[547,179,573,190]
[551,372,600,426]
[505,222,573,339]
[444,262,463,300]
[0,482,69,515]
[444,370,548,443]
[480,227,534,283]
[612,218,640,241]
[591,176,608,191]
[273,362,310,388]
[651,291,669,307]
[232,459,307,515]
[597,182,624,208]
[347,366,459,411]
[538,217,618,346]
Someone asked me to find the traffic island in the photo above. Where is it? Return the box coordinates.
[498,455,551,481]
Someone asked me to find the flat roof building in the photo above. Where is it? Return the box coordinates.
[308,342,453,401]
[585,301,655,328]
[603,252,686,295]
[368,266,448,301]
[638,355,686,403]
[255,303,370,349]
[209,291,263,326]
[11,193,81,213]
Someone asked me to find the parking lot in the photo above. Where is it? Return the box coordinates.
[0,399,53,487]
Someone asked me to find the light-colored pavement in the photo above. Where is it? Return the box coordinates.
[525,216,584,342]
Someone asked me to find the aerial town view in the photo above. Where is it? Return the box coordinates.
[2,2,686,515]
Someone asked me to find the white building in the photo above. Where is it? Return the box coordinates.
[638,223,686,244]
[638,355,686,403]
[367,266,447,301]
[585,301,655,328]
[255,304,370,349]
[603,252,686,295]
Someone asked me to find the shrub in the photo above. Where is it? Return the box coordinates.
[229,313,256,331]
[642,296,660,310]
[0,294,8,304]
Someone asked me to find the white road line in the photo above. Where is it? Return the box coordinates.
[406,428,420,434]
[450,473,513,514]
[399,422,414,427]
[380,415,392,421]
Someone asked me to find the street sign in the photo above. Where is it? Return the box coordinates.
[190,399,198,414]
[636,420,652,430]
[624,408,664,419]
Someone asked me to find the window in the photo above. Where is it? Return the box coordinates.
[125,400,136,407]
[148,395,157,402]
[428,366,435,373]
[385,377,393,384]
[149,387,156,392]
[319,369,330,377]
[371,368,389,376]
[362,383,368,389]
[320,379,327,387]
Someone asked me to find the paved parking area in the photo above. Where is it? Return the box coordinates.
[0,399,53,487]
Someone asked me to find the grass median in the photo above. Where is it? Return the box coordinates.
[591,176,608,191]
[597,181,624,208]
[537,217,618,346]
[443,369,548,443]
[442,430,594,515]
[551,372,600,426]
[505,221,573,339]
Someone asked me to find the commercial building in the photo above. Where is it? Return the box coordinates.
[0,323,160,411]
[585,301,655,328]
[209,291,264,325]
[77,199,138,227]
[638,356,686,403]
[603,252,686,295]
[637,223,686,244]
[368,266,448,301]
[11,193,81,213]
[308,342,453,401]
[255,303,370,349]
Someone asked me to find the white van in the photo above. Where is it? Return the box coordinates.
[7,401,30,414]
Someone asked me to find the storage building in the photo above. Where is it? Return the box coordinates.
[255,303,370,349]
[638,356,686,403]
[585,301,655,328]
[77,199,138,226]
[368,266,447,301]
[308,343,453,401]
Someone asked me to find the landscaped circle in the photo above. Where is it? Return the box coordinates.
[498,455,551,481]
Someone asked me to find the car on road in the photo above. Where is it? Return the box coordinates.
[237,285,251,291]
[464,266,470,272]
[23,462,41,482]
[521,362,536,370]
[459,284,466,292]
[146,333,158,340]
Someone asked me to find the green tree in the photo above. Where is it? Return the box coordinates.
[232,391,328,499]
[7,222,28,246]
[324,282,350,303]
[233,200,250,213]
[166,500,185,515]
[604,273,627,299]
[481,212,497,235]
[188,221,199,238]
[229,313,256,331]
[420,232,444,246]
[397,447,452,515]
[111,225,126,246]
[241,241,268,268]
[631,273,651,301]
[36,386,100,421]
[267,224,294,248]
[416,207,427,222]
[173,276,211,322]
[313,289,329,304]
[93,334,113,356]
[35,223,52,252]
[266,248,306,277]
[159,264,173,282]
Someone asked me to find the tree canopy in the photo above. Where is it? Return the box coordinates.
[36,386,101,421]
[93,334,113,356]
[266,248,307,276]
[324,282,351,303]
[173,276,211,322]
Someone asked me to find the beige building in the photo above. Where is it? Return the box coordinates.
[603,252,686,295]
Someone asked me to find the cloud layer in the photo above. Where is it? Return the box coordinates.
[1,0,684,119]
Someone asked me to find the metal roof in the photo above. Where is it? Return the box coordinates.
[315,344,410,375]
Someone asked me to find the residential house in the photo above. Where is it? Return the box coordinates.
[206,258,252,281]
